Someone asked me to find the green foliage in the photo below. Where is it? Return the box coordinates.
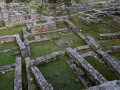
[5,0,13,4]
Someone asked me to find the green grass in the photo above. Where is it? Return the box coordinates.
[110,53,120,60]
[0,25,25,41]
[70,17,116,40]
[99,40,120,51]
[56,23,68,29]
[38,55,85,90]
[0,41,18,51]
[0,71,14,90]
[77,14,87,18]
[85,56,117,81]
[0,49,20,67]
[30,32,86,59]
[77,49,92,54]
[86,11,96,15]
[36,20,47,24]
[0,21,5,27]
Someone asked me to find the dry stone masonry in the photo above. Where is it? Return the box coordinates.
[0,0,120,90]
[30,66,53,90]
[66,48,107,84]
[14,57,22,90]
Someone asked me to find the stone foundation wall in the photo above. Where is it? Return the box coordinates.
[87,80,120,90]
[66,48,107,84]
[31,19,57,34]
[99,33,120,40]
[86,35,101,50]
[14,57,22,90]
[0,35,15,44]
[77,16,91,25]
[97,49,120,79]
[29,51,65,66]
[30,66,53,90]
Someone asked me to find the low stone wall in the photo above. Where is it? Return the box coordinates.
[14,57,22,90]
[0,47,18,54]
[66,48,107,85]
[14,34,28,58]
[97,49,120,79]
[77,16,91,25]
[55,40,73,47]
[30,66,53,90]
[86,35,101,50]
[25,57,35,90]
[0,35,15,44]
[29,38,51,44]
[29,28,69,36]
[2,10,26,27]
[99,33,120,40]
[67,60,88,88]
[29,51,65,66]
[0,64,15,73]
[74,45,90,51]
[87,80,120,90]
[64,20,79,33]
[112,46,120,52]
[31,19,57,34]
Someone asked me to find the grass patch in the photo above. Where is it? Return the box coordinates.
[38,55,85,90]
[0,71,14,90]
[36,20,47,24]
[0,49,20,67]
[110,53,120,60]
[0,21,5,27]
[77,14,87,18]
[56,23,68,29]
[70,17,116,41]
[0,41,18,51]
[30,33,86,59]
[99,39,120,51]
[0,25,25,41]
[85,56,117,81]
[77,49,92,54]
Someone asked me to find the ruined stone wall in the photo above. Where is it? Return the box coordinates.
[31,66,53,90]
[66,48,107,84]
[87,80,120,90]
[31,20,57,34]
[99,33,120,40]
[14,57,22,90]
[0,35,15,44]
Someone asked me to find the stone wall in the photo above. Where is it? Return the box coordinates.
[99,33,120,40]
[86,35,101,50]
[0,64,15,73]
[29,51,65,66]
[14,57,22,90]
[14,34,29,58]
[66,48,107,84]
[31,19,57,34]
[30,66,53,90]
[2,9,26,27]
[97,49,120,79]
[87,80,120,90]
[77,16,91,25]
[0,35,15,44]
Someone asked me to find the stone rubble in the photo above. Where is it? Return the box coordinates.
[55,40,73,47]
